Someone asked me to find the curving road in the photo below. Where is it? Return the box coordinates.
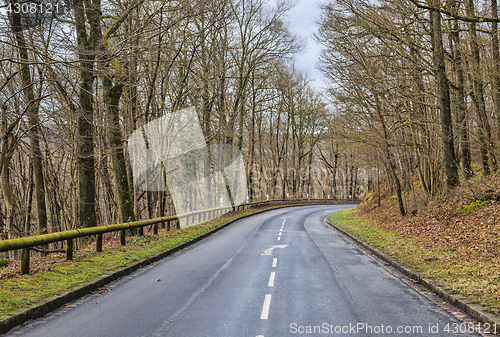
[8,205,480,336]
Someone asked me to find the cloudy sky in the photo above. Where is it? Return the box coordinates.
[286,0,326,89]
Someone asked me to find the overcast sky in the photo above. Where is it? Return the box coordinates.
[286,0,326,90]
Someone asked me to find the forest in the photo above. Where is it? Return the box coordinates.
[1,0,499,242]
[316,0,500,216]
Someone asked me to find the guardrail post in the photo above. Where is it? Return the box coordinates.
[21,248,30,275]
[176,218,181,230]
[66,239,73,260]
[166,220,170,231]
[96,234,103,252]
[138,226,144,236]
[153,223,158,235]
[120,230,126,246]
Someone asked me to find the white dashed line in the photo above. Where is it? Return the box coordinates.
[261,294,272,319]
[272,258,277,268]
[268,272,275,287]
[277,236,281,241]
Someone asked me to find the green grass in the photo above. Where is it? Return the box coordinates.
[0,205,295,317]
[455,199,490,215]
[328,209,500,315]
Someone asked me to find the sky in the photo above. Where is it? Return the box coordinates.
[286,0,327,90]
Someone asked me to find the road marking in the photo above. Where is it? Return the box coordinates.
[263,245,288,255]
[272,258,277,267]
[261,294,272,319]
[268,272,275,286]
[277,236,281,241]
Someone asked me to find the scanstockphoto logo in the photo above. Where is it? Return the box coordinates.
[128,107,248,228]
[1,0,72,30]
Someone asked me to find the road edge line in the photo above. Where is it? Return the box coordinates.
[324,218,500,330]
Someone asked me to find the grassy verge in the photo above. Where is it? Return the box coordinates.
[0,204,295,316]
[328,209,500,315]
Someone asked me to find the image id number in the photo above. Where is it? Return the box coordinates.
[444,322,498,334]
[6,1,62,15]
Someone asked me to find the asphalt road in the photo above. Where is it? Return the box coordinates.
[9,205,481,337]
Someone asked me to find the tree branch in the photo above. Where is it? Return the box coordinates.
[103,0,145,39]
[408,0,500,22]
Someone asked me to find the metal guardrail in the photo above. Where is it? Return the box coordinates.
[0,198,354,274]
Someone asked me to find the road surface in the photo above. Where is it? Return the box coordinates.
[8,205,481,336]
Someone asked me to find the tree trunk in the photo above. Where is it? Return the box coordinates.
[74,0,97,228]
[104,76,137,224]
[248,73,256,201]
[491,0,500,159]
[374,89,405,216]
[11,9,48,234]
[465,0,496,174]
[431,3,459,192]
[333,153,338,199]
[450,15,473,178]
